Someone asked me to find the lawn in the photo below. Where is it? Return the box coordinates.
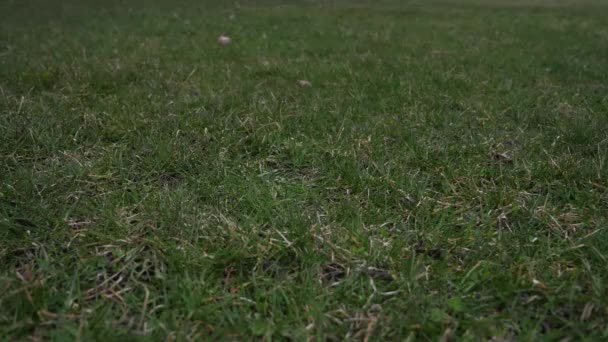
[1,0,608,340]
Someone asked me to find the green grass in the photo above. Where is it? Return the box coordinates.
[1,0,608,339]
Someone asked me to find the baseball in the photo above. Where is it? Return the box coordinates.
[217,35,231,45]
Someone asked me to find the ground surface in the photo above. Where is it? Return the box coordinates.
[1,0,608,340]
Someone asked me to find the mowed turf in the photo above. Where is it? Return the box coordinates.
[1,0,608,340]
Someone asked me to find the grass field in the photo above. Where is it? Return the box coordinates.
[1,0,608,340]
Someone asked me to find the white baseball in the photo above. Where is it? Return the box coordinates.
[297,79,312,87]
[217,35,231,45]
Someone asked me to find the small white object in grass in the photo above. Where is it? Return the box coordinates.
[217,35,231,45]
[297,79,312,87]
